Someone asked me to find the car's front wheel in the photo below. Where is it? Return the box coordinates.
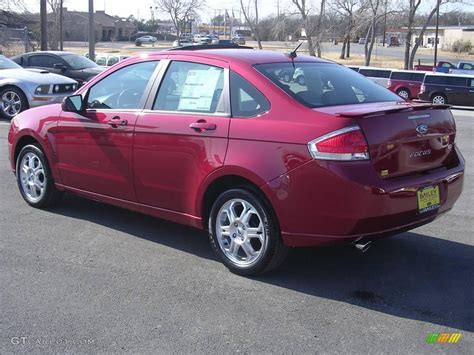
[208,188,288,275]
[0,86,28,119]
[16,144,62,208]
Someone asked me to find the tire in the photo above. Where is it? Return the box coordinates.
[208,188,288,276]
[396,88,410,100]
[431,93,447,105]
[0,86,28,120]
[16,144,63,208]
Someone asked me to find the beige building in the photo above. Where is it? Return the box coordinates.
[413,25,474,50]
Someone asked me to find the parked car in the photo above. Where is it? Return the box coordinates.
[232,34,246,45]
[347,66,360,72]
[448,61,474,75]
[12,51,104,86]
[172,38,193,47]
[387,70,426,99]
[418,72,474,106]
[136,35,157,43]
[94,54,130,67]
[358,67,393,87]
[8,49,464,275]
[0,55,77,119]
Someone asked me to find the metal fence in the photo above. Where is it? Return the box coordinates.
[0,27,33,57]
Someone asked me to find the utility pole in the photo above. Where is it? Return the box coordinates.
[40,0,47,50]
[88,0,95,61]
[59,0,64,51]
[434,0,441,67]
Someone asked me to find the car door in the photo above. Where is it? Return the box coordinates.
[133,58,230,215]
[465,78,474,106]
[28,54,65,75]
[55,60,161,201]
[445,76,468,105]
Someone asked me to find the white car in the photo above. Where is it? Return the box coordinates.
[137,35,157,43]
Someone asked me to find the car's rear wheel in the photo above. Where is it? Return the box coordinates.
[396,88,410,100]
[431,93,447,105]
[0,86,28,119]
[16,144,62,208]
[208,188,288,275]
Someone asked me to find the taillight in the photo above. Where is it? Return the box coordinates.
[387,79,392,88]
[308,126,370,161]
[420,84,425,94]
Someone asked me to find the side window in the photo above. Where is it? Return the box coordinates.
[95,56,107,66]
[153,61,225,114]
[87,60,159,110]
[230,71,270,118]
[446,77,467,87]
[469,79,474,88]
[107,56,119,66]
[29,55,57,68]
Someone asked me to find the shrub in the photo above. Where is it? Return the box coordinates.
[452,39,472,53]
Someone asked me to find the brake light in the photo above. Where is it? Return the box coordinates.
[308,126,370,161]
[420,84,425,94]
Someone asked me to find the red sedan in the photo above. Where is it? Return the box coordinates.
[7,48,465,275]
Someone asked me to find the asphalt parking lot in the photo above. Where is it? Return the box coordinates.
[0,110,472,353]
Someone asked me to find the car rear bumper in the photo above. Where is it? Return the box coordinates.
[263,146,465,247]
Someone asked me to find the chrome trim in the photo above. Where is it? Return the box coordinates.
[408,114,431,120]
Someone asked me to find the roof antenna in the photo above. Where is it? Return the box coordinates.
[287,41,303,69]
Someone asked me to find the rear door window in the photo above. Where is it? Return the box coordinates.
[425,76,446,85]
[230,71,269,117]
[446,76,467,87]
[391,72,411,80]
[411,73,426,82]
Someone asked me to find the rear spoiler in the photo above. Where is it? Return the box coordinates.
[336,103,451,118]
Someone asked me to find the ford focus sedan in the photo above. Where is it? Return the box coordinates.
[7,48,465,275]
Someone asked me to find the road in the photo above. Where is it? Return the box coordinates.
[71,40,470,64]
[0,110,472,353]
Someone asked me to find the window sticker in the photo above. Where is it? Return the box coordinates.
[177,68,221,111]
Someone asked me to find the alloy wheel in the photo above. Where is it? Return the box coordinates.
[397,90,409,99]
[19,152,46,203]
[432,95,446,104]
[1,91,22,118]
[215,198,267,267]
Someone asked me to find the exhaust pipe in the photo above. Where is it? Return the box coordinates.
[354,240,372,253]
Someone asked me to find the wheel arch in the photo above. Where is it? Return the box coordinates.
[0,83,29,109]
[198,170,275,230]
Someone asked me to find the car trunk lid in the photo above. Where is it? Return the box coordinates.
[317,102,456,178]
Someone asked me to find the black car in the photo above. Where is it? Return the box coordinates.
[419,73,474,106]
[12,51,104,86]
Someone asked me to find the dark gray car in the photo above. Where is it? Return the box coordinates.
[12,51,104,86]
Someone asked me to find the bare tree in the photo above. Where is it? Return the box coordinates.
[47,0,63,50]
[363,0,382,65]
[334,0,366,59]
[155,0,202,44]
[240,0,262,49]
[290,0,326,57]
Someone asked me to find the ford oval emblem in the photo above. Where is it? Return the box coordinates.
[416,124,428,135]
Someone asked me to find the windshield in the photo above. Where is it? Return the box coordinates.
[255,62,402,108]
[61,54,98,70]
[0,55,22,70]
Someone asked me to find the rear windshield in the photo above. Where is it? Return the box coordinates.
[255,62,401,108]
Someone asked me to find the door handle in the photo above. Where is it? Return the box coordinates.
[107,116,128,127]
[189,120,216,132]
[445,88,452,91]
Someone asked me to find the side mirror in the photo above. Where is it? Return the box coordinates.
[54,63,67,72]
[62,94,84,113]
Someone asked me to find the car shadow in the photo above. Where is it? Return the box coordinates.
[49,194,473,332]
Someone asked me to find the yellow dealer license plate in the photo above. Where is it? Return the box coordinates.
[417,186,440,213]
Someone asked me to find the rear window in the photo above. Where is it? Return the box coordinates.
[255,62,401,108]
[359,69,391,78]
[391,72,411,80]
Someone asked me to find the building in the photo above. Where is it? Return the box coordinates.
[62,9,137,42]
[412,25,474,50]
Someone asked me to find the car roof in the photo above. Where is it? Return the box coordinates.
[148,48,332,66]
[390,69,424,74]
[425,72,474,79]
[358,66,394,71]
[21,51,75,57]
